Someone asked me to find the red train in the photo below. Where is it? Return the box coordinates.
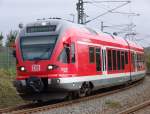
[14,19,146,101]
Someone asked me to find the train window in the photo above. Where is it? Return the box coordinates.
[58,47,70,63]
[121,51,125,70]
[125,52,128,64]
[96,48,101,71]
[102,50,104,71]
[132,53,135,67]
[71,43,75,63]
[107,50,112,71]
[89,47,95,63]
[102,49,106,71]
[117,51,121,70]
[112,50,117,70]
[104,50,106,70]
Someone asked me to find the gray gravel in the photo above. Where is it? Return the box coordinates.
[37,76,150,114]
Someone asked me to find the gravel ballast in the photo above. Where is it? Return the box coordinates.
[37,76,150,114]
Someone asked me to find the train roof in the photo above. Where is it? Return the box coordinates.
[25,19,143,51]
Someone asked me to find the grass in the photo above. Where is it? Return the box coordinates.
[0,68,27,108]
[105,99,121,108]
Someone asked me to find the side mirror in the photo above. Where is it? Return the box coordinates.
[13,50,16,58]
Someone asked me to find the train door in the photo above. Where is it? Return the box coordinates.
[102,48,107,74]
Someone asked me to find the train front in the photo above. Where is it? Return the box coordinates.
[13,20,72,101]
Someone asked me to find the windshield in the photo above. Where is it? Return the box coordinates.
[20,35,58,61]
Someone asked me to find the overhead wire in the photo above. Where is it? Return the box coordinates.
[85,1,130,23]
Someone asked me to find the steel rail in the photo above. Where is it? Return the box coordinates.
[0,79,143,114]
[0,103,38,114]
[118,100,150,114]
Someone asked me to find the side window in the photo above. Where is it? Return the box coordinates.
[117,51,121,70]
[104,50,106,71]
[107,50,112,71]
[96,48,101,71]
[121,51,125,70]
[125,52,128,64]
[112,50,117,70]
[102,49,106,71]
[132,53,135,67]
[89,47,95,63]
[58,47,70,63]
[71,43,75,63]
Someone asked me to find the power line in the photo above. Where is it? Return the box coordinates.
[86,0,131,3]
[110,11,140,16]
[85,1,131,24]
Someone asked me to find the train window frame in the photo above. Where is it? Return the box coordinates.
[89,47,95,63]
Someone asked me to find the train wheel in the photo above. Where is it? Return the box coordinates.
[78,83,88,98]
[86,85,92,96]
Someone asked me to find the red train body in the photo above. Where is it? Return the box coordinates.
[14,19,146,101]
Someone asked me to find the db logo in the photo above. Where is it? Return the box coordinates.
[32,65,40,71]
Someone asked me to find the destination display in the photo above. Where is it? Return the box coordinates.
[26,25,56,33]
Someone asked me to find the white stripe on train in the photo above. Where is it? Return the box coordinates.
[57,70,146,84]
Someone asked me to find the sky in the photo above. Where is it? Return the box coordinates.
[0,0,150,47]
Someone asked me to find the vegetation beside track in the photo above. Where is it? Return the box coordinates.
[0,69,27,108]
[105,99,121,108]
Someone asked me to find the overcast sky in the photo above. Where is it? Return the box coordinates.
[0,0,150,47]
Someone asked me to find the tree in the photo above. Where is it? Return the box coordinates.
[0,32,3,47]
[6,30,18,47]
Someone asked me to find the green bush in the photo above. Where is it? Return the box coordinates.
[0,68,26,108]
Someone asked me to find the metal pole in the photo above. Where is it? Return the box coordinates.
[77,0,84,24]
[101,21,104,32]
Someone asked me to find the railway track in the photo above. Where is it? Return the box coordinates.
[118,100,150,114]
[0,79,144,114]
[0,103,45,114]
[0,103,33,114]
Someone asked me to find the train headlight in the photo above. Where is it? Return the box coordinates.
[47,65,53,70]
[20,66,25,71]
[47,64,59,70]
